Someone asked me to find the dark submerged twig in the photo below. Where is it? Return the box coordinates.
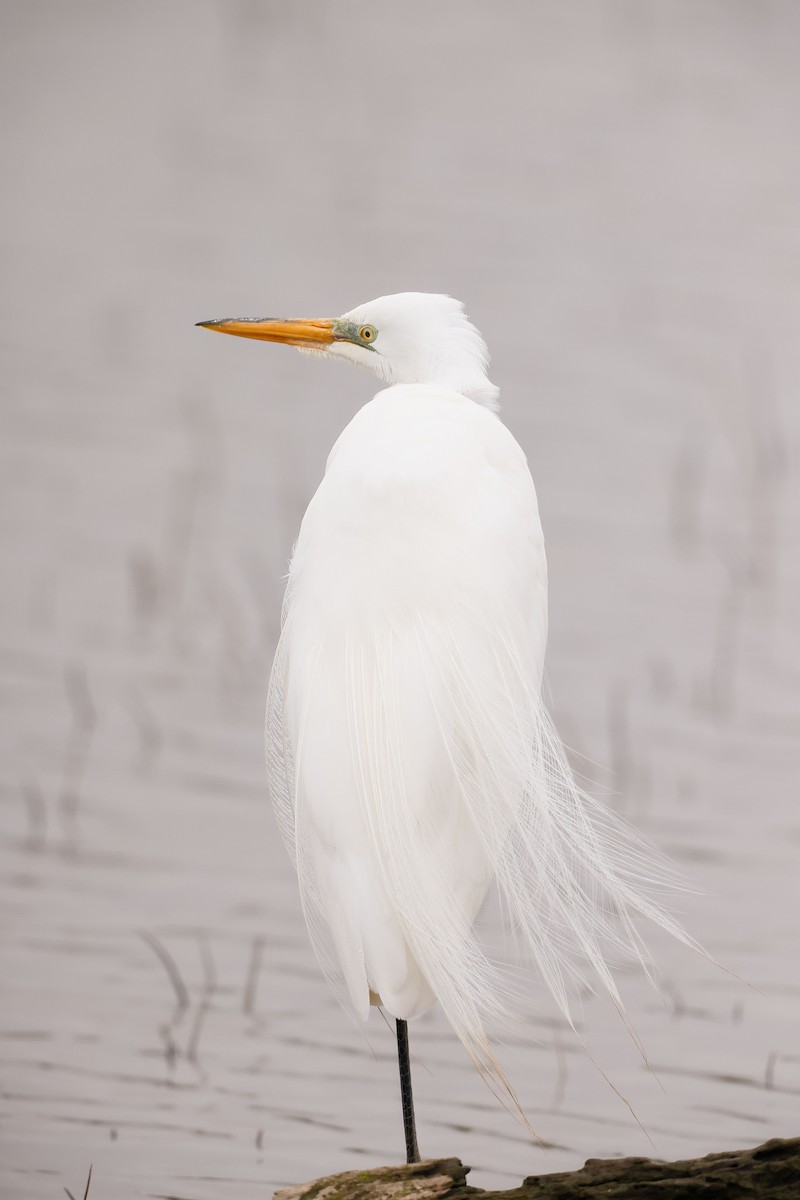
[63,1162,92,1200]
[243,935,266,1014]
[138,929,190,1014]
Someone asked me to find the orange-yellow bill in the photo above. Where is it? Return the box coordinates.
[196,317,335,347]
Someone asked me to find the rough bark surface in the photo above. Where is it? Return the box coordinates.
[273,1157,468,1200]
[274,1137,800,1200]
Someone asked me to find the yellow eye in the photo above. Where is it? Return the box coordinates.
[359,325,377,343]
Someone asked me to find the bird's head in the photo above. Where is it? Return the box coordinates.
[197,292,499,409]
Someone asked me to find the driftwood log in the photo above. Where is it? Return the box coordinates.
[274,1136,800,1199]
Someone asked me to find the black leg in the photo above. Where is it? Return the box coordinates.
[396,1018,421,1164]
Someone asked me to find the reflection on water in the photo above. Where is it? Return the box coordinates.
[1,3,799,1197]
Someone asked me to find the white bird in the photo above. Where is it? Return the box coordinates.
[198,293,693,1163]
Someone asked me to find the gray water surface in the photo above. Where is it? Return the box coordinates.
[1,3,799,1197]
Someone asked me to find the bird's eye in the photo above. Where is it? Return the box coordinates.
[359,325,377,343]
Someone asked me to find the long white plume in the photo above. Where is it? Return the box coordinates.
[267,584,699,1108]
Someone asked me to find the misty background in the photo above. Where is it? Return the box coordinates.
[1,2,799,1197]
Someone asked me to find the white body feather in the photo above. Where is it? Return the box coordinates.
[267,376,690,1084]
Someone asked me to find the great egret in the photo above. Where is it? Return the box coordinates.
[198,293,692,1164]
